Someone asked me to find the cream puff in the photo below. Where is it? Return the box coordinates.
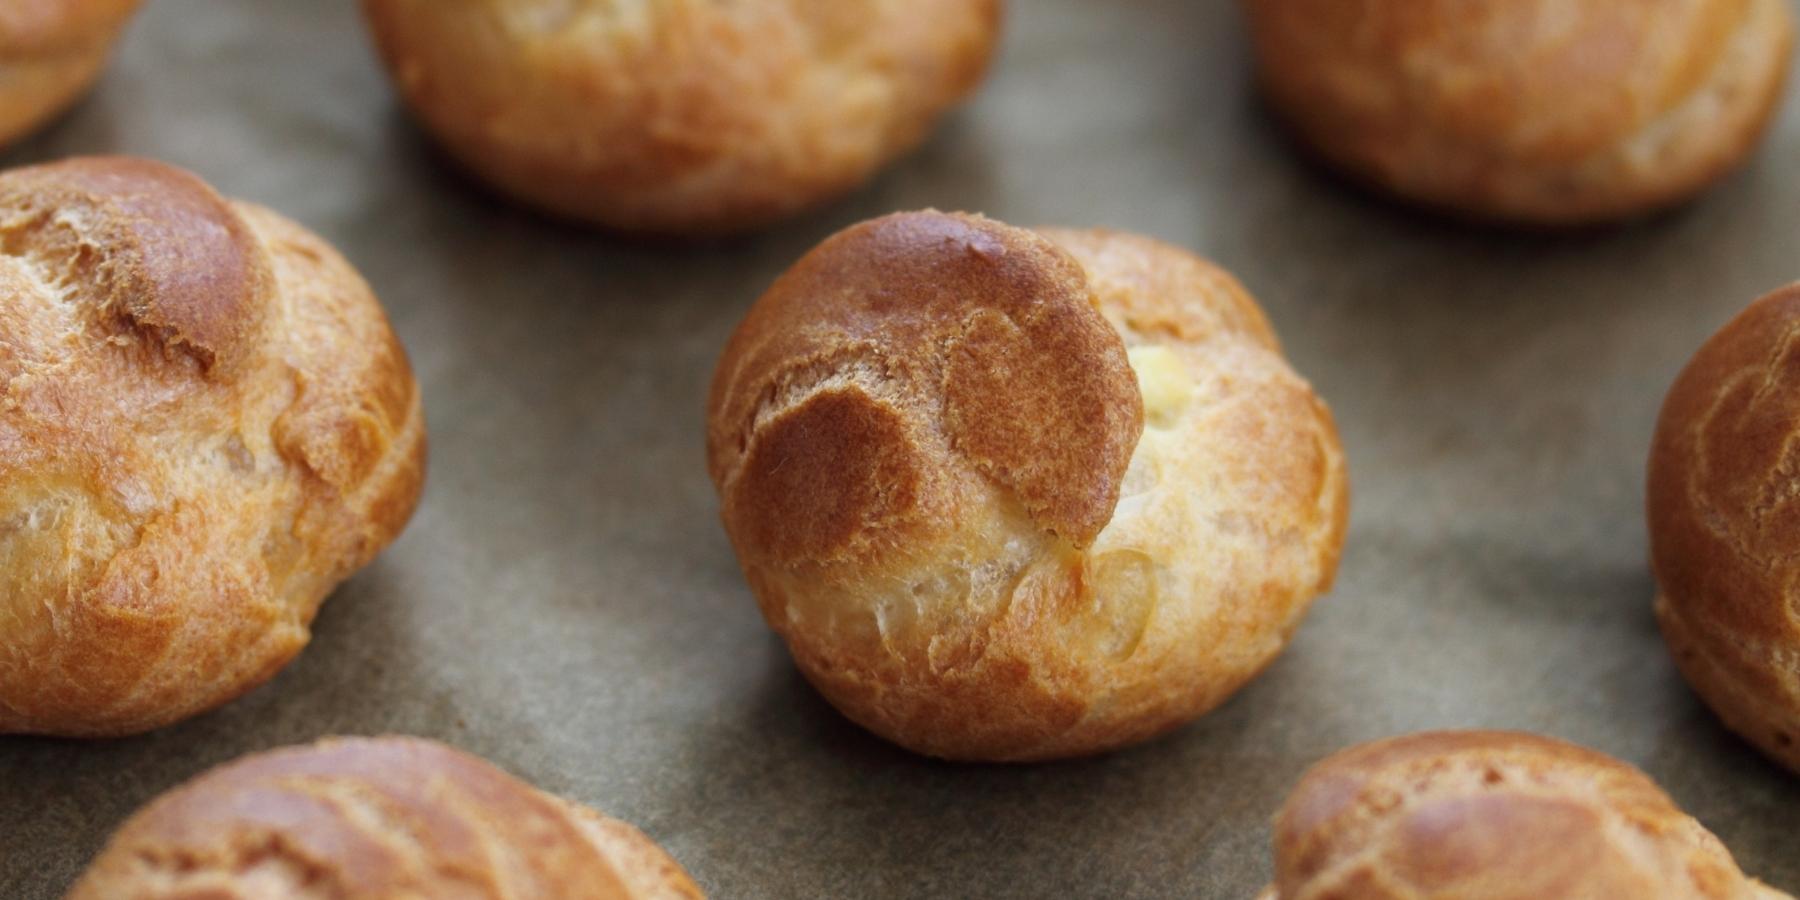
[0,156,426,737]
[67,736,705,899]
[1650,282,1800,775]
[706,210,1348,761]
[1242,0,1795,225]
[1263,731,1787,899]
[0,0,140,147]
[360,0,1003,235]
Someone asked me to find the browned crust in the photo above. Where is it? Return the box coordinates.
[0,156,272,375]
[707,212,1347,761]
[1649,283,1800,774]
[0,157,426,737]
[358,0,1003,235]
[66,736,706,899]
[1243,0,1796,225]
[708,210,1143,559]
[1267,731,1787,899]
[0,0,139,147]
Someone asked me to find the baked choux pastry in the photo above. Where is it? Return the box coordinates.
[0,156,426,737]
[1650,283,1800,775]
[0,1,140,147]
[1263,731,1788,900]
[360,0,1003,235]
[1241,0,1796,225]
[67,736,705,899]
[706,210,1348,762]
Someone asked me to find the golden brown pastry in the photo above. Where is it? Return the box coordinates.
[1264,731,1789,900]
[0,0,140,147]
[706,210,1348,762]
[67,736,706,899]
[1650,283,1800,775]
[359,0,1003,236]
[0,156,426,737]
[1241,0,1795,225]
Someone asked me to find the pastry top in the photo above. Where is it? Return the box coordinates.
[1242,0,1795,223]
[0,0,139,54]
[1650,282,1800,658]
[0,0,142,150]
[0,0,138,52]
[360,0,1002,232]
[1248,0,1753,162]
[1034,226,1279,353]
[1649,282,1800,771]
[707,210,1143,564]
[0,157,425,736]
[1267,731,1786,900]
[67,736,705,899]
[0,155,270,375]
[708,211,1347,761]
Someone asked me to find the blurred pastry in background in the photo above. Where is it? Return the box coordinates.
[706,210,1348,762]
[0,0,141,146]
[1242,0,1795,225]
[1650,282,1800,776]
[360,0,1003,235]
[0,156,426,737]
[1262,730,1788,899]
[67,736,705,899]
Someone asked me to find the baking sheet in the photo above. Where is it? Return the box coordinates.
[5,1,1800,896]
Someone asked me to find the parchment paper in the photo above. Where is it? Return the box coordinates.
[3,1,1798,896]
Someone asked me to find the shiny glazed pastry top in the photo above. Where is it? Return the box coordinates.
[0,156,426,737]
[360,0,1003,235]
[1650,282,1800,775]
[706,210,1348,762]
[1263,731,1789,900]
[1242,0,1796,225]
[66,736,706,899]
[0,0,142,146]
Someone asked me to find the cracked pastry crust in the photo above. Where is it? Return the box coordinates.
[705,210,1348,762]
[1242,0,1795,225]
[0,157,426,737]
[359,0,1003,235]
[1261,731,1789,900]
[1650,283,1800,775]
[0,0,140,147]
[65,736,706,900]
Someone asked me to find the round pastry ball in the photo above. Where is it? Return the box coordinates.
[0,157,426,737]
[1650,283,1800,775]
[360,0,1003,235]
[706,210,1349,762]
[67,736,705,899]
[1264,731,1785,899]
[0,0,140,146]
[1241,0,1796,225]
